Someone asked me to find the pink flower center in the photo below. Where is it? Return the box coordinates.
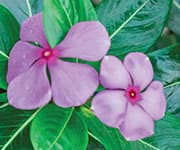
[41,49,54,59]
[125,86,141,104]
[41,48,58,62]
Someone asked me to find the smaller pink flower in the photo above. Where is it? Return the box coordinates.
[91,53,166,141]
[7,13,110,110]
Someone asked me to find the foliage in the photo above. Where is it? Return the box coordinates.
[0,0,180,149]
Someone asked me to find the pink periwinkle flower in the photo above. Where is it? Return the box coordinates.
[91,53,166,141]
[7,13,110,109]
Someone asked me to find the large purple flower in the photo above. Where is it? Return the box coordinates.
[7,13,110,110]
[91,53,166,141]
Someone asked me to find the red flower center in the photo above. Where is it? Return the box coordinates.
[125,86,141,104]
[41,49,54,60]
[40,48,60,64]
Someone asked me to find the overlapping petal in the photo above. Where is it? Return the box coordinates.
[92,90,127,128]
[8,61,51,110]
[119,103,154,141]
[20,13,48,48]
[7,41,41,83]
[58,21,110,61]
[100,56,131,89]
[124,52,153,90]
[48,59,98,107]
[138,81,166,120]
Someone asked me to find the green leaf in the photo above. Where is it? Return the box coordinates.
[0,4,19,56]
[77,107,157,150]
[148,44,180,117]
[0,4,20,89]
[0,92,7,103]
[87,136,105,150]
[0,0,43,23]
[0,105,40,150]
[31,104,88,150]
[0,61,8,90]
[96,0,172,57]
[144,113,180,150]
[43,0,97,48]
[168,0,180,35]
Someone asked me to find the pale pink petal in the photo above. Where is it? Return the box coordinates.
[91,90,127,128]
[119,103,154,141]
[20,13,48,48]
[138,81,166,120]
[8,61,51,110]
[100,56,131,89]
[57,21,110,61]
[124,52,153,90]
[48,59,98,107]
[7,41,41,83]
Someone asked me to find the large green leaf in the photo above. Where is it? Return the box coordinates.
[168,0,180,35]
[148,44,180,117]
[144,113,180,150]
[0,4,20,89]
[31,104,88,150]
[77,107,157,150]
[96,0,172,57]
[0,104,40,150]
[0,0,43,23]
[43,0,97,48]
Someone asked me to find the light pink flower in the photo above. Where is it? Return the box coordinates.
[7,13,110,110]
[91,53,166,141]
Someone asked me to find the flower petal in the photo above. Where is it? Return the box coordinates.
[124,52,153,90]
[91,90,127,128]
[138,81,166,120]
[7,41,41,83]
[119,103,154,141]
[20,13,48,47]
[100,56,131,89]
[48,59,98,107]
[58,21,110,61]
[8,62,51,110]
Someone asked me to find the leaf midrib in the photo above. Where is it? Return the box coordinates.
[0,50,9,60]
[1,108,42,150]
[58,0,73,27]
[49,107,74,149]
[164,81,180,89]
[110,0,150,39]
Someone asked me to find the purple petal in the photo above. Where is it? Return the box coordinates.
[20,13,48,48]
[91,90,127,128]
[100,56,131,89]
[8,62,51,110]
[138,81,166,120]
[57,21,110,61]
[7,41,41,83]
[48,59,98,107]
[119,103,154,141]
[124,52,153,90]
